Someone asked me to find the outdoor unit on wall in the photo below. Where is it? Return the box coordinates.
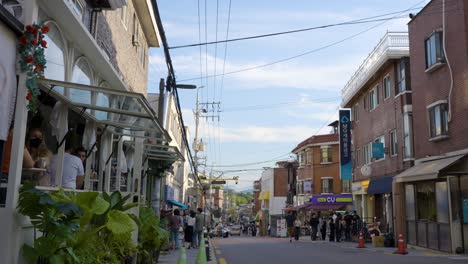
[85,0,127,10]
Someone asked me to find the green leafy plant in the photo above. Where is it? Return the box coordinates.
[17,183,82,264]
[136,207,170,264]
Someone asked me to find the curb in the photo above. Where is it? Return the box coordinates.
[207,238,218,264]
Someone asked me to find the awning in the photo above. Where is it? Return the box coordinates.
[395,154,465,183]
[166,200,188,210]
[259,191,270,200]
[308,204,345,211]
[37,79,171,142]
[291,202,313,211]
[367,175,394,195]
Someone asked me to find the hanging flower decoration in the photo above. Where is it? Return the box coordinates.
[19,23,49,113]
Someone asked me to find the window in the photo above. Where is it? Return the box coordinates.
[305,149,311,165]
[70,0,84,18]
[429,103,448,138]
[342,179,352,193]
[403,112,414,158]
[373,135,385,160]
[44,24,66,81]
[321,178,333,193]
[397,60,406,93]
[320,146,332,163]
[425,31,444,69]
[390,130,397,156]
[120,6,128,28]
[383,75,391,99]
[298,152,305,167]
[352,103,359,121]
[369,87,379,110]
[363,144,371,164]
[355,148,361,167]
[416,183,436,221]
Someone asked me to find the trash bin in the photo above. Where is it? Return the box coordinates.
[372,236,384,247]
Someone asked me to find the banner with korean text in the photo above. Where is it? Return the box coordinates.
[339,110,352,180]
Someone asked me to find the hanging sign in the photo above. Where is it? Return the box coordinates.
[339,109,352,180]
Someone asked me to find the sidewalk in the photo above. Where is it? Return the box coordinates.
[158,240,217,264]
[296,236,459,257]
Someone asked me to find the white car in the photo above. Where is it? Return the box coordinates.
[230,225,241,236]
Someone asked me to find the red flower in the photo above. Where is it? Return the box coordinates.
[34,65,44,72]
[26,92,33,101]
[25,25,34,32]
[41,75,45,78]
[25,56,34,64]
[31,38,37,45]
[41,25,50,34]
[32,27,38,35]
[41,40,47,48]
[19,35,28,45]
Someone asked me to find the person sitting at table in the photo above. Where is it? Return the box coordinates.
[26,128,53,185]
[2,128,35,177]
[50,140,84,189]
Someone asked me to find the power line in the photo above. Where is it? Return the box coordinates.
[177,1,457,83]
[219,0,233,104]
[168,7,423,50]
[222,97,340,112]
[205,152,292,168]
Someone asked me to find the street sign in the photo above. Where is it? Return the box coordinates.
[211,180,226,184]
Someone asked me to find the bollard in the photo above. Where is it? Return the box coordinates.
[177,247,187,264]
[205,238,211,261]
[357,232,365,248]
[394,234,408,255]
[196,234,207,264]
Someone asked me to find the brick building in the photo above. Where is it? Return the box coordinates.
[341,31,412,232]
[253,180,261,215]
[393,0,468,253]
[292,127,354,209]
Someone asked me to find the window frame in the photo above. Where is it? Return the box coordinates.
[397,60,406,93]
[390,129,398,156]
[352,103,359,121]
[403,112,414,159]
[70,0,85,19]
[373,135,385,161]
[321,177,333,194]
[383,74,391,99]
[369,86,379,111]
[320,145,332,163]
[341,179,352,194]
[425,31,444,70]
[428,102,449,139]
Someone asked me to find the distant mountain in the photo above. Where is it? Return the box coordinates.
[240,188,253,194]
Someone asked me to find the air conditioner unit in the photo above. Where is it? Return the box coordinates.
[132,34,140,47]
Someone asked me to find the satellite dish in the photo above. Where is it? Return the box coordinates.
[361,165,372,177]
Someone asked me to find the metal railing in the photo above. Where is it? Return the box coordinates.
[341,32,409,106]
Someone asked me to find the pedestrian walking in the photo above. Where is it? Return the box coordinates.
[335,213,343,242]
[294,218,302,241]
[286,211,296,243]
[184,210,196,249]
[319,216,327,241]
[309,213,319,241]
[194,208,205,248]
[328,217,335,242]
[168,209,182,250]
[344,212,352,242]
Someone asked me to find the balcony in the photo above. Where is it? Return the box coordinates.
[341,32,409,107]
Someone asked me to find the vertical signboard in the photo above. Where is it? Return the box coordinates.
[339,110,352,180]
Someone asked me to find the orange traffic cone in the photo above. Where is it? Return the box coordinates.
[394,234,408,255]
[357,232,365,248]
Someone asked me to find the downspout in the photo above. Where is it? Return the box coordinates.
[442,0,455,122]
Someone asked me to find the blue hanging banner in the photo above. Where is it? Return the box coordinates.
[339,110,352,180]
[372,142,384,159]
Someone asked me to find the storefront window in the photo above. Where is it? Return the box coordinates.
[405,184,415,220]
[417,182,436,221]
[436,181,449,223]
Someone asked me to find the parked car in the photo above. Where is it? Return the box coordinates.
[230,225,241,236]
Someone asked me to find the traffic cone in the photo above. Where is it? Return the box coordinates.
[394,234,408,255]
[196,234,207,264]
[177,247,187,264]
[357,232,365,248]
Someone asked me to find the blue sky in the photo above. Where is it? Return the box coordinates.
[148,0,429,191]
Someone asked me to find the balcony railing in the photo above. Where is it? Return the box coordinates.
[341,32,409,106]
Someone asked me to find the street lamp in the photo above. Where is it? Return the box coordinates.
[175,84,197,89]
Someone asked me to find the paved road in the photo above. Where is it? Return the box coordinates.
[212,236,468,264]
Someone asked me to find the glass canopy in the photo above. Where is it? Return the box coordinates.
[38,79,171,142]
[124,141,183,162]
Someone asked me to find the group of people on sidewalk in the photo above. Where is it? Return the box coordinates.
[166,208,206,250]
[286,210,362,243]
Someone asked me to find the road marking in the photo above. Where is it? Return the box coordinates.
[219,257,227,264]
[216,249,222,255]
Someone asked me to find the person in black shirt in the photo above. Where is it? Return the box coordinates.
[285,211,296,243]
[344,212,352,242]
[329,217,335,242]
[309,213,319,241]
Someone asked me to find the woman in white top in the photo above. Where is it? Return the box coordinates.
[185,210,196,249]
